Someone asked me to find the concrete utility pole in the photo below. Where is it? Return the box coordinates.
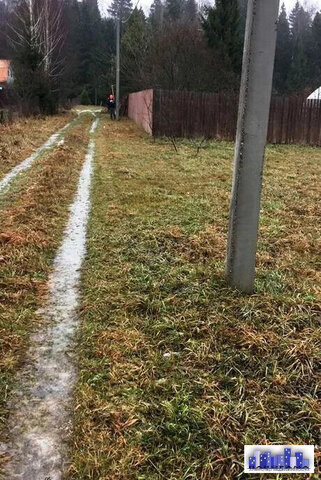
[226,0,280,293]
[116,16,120,120]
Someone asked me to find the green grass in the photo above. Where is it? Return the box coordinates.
[68,118,321,479]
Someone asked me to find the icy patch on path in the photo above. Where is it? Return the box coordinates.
[75,108,103,117]
[2,117,100,480]
[0,116,78,193]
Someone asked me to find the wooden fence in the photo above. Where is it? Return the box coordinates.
[151,89,321,146]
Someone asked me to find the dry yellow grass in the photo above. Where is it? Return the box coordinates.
[0,115,93,464]
[0,111,74,179]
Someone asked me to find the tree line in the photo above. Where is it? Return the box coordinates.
[0,0,320,114]
[0,0,115,113]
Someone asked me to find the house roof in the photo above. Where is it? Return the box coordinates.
[0,60,11,83]
[307,87,321,100]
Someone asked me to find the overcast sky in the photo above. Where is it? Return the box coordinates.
[99,0,321,16]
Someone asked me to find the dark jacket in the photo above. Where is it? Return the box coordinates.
[107,99,116,109]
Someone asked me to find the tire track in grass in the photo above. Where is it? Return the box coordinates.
[0,117,91,406]
[0,114,75,180]
[1,117,100,480]
[0,115,92,472]
[0,116,80,194]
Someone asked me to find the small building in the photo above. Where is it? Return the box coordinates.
[0,59,13,111]
[0,59,13,88]
[307,86,321,101]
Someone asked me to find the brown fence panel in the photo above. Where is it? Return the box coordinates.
[151,90,321,146]
[266,95,321,145]
[153,90,239,140]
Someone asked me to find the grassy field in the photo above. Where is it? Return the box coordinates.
[0,113,319,479]
[0,112,74,178]
[68,118,320,479]
[0,115,93,458]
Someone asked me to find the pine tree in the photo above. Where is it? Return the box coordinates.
[202,0,242,73]
[165,0,184,21]
[289,1,311,45]
[311,11,321,87]
[121,8,149,92]
[76,0,115,104]
[0,0,10,58]
[149,0,164,28]
[62,0,115,104]
[274,3,292,94]
[289,1,301,38]
[80,87,91,104]
[184,0,197,21]
[61,0,81,100]
[108,0,133,20]
[287,2,312,92]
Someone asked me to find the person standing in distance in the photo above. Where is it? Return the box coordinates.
[107,94,116,120]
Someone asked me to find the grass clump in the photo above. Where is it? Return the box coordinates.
[68,119,319,479]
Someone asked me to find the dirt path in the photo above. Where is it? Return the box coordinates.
[0,114,75,180]
[1,116,100,479]
[0,117,79,194]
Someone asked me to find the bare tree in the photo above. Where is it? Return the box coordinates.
[40,0,64,78]
[8,0,65,113]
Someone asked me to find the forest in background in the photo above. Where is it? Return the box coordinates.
[0,0,320,114]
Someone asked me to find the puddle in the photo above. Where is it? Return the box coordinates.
[1,118,100,479]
